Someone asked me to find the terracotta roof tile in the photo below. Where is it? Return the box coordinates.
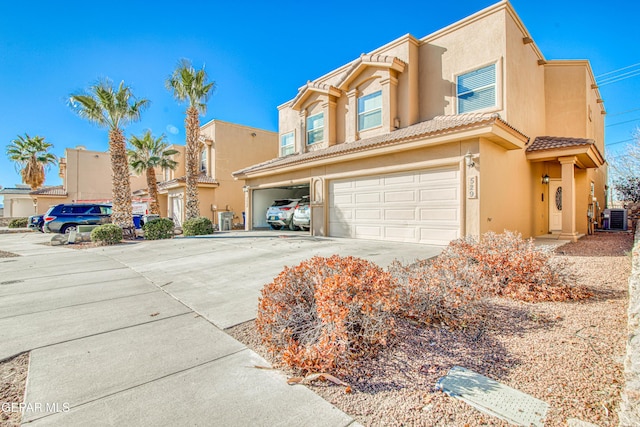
[526,136,595,152]
[0,186,32,195]
[158,174,219,190]
[29,185,67,196]
[234,113,527,176]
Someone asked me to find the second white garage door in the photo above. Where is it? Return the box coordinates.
[328,167,461,245]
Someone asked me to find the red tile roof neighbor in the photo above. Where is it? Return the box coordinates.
[526,136,595,152]
[234,113,527,176]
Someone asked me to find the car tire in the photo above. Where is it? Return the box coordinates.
[269,224,282,230]
[61,224,77,234]
[288,220,298,231]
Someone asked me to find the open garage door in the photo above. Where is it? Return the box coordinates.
[329,167,461,245]
[251,184,310,229]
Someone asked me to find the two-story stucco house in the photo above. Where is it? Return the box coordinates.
[155,120,277,227]
[27,145,149,213]
[233,0,607,244]
[11,120,276,228]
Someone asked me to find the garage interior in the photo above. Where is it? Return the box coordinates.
[251,184,310,230]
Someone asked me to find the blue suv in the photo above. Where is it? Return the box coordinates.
[43,203,112,234]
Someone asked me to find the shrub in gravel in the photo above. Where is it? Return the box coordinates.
[182,216,213,236]
[143,218,174,240]
[391,231,590,314]
[256,255,398,373]
[90,224,123,245]
[389,251,487,330]
[461,230,590,301]
[8,217,28,228]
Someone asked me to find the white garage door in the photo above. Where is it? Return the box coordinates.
[329,167,461,245]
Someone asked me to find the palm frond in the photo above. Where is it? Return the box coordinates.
[166,59,215,114]
[6,133,57,189]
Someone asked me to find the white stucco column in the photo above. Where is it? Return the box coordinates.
[558,156,579,241]
[345,89,358,143]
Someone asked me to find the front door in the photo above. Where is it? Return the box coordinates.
[549,180,562,232]
[171,196,183,227]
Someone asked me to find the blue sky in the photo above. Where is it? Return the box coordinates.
[1,0,639,199]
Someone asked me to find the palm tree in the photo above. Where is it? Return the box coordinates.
[127,130,179,215]
[68,79,149,228]
[166,59,215,221]
[6,133,57,190]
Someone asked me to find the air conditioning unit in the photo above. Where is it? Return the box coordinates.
[603,208,627,231]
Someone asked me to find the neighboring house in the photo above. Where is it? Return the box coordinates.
[233,0,607,244]
[152,120,277,227]
[25,146,149,214]
[0,184,36,217]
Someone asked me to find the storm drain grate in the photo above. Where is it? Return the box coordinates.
[436,366,549,426]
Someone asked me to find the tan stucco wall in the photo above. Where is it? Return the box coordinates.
[479,138,535,237]
[545,65,588,138]
[246,1,608,243]
[200,120,277,224]
[2,195,34,217]
[504,10,546,136]
[62,147,148,201]
[278,35,419,152]
[419,5,506,120]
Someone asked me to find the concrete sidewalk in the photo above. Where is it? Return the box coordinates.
[0,231,440,426]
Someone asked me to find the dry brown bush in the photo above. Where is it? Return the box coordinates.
[256,255,398,373]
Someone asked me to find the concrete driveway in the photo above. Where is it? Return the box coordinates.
[0,230,441,426]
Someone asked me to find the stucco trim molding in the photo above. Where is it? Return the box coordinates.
[234,113,528,179]
[337,54,406,91]
[290,81,341,111]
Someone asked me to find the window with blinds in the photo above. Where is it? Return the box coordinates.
[280,131,295,156]
[457,64,496,113]
[307,113,324,144]
[358,91,382,131]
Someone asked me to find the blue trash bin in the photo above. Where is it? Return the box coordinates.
[133,215,142,229]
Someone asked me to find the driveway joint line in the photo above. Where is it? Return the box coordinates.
[0,264,131,281]
[28,312,194,358]
[0,272,143,298]
[0,289,163,320]
[22,347,252,424]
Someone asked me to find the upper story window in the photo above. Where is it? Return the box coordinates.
[163,167,171,182]
[200,148,207,173]
[280,132,295,156]
[457,64,496,113]
[306,113,324,145]
[358,90,382,131]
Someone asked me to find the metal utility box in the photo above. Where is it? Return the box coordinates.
[218,211,234,231]
[603,208,627,231]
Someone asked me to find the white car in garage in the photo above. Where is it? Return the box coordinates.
[266,199,301,230]
[292,196,310,230]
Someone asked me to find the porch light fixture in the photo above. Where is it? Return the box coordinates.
[542,174,550,184]
[464,151,475,168]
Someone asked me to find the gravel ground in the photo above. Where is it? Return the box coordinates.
[0,353,29,427]
[228,231,634,427]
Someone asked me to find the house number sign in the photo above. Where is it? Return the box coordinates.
[467,176,478,199]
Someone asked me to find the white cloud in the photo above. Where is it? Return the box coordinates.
[166,125,179,135]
